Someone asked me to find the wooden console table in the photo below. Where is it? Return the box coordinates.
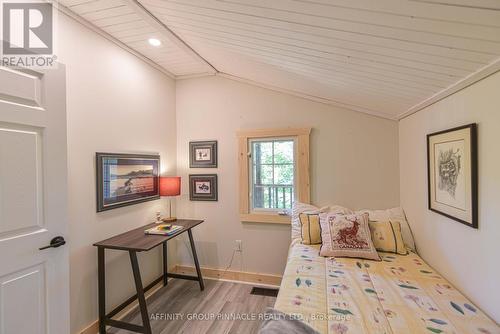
[93,219,204,334]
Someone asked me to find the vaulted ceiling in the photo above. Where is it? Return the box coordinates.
[57,0,500,119]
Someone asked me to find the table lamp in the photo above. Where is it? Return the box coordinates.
[159,176,181,222]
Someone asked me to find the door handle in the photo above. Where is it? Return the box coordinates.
[39,236,66,250]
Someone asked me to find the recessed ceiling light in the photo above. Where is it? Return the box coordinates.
[148,38,161,47]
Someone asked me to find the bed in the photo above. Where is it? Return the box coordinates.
[274,242,499,334]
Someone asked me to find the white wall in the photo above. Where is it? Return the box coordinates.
[399,71,500,322]
[57,14,177,333]
[175,76,399,276]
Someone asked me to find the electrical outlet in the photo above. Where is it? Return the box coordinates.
[235,240,242,252]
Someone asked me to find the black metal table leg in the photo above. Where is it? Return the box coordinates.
[187,229,204,291]
[129,251,152,334]
[163,242,168,287]
[98,247,106,334]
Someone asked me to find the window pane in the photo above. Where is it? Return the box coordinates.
[253,185,266,209]
[252,141,273,164]
[250,138,295,211]
[274,141,294,164]
[274,164,294,185]
[253,164,273,185]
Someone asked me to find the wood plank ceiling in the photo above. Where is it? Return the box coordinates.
[57,0,500,119]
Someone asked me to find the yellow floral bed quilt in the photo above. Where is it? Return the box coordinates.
[274,243,499,334]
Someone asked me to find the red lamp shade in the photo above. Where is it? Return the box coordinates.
[159,177,181,197]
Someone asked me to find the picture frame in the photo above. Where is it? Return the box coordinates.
[96,153,160,212]
[427,124,478,228]
[189,140,217,168]
[189,174,218,201]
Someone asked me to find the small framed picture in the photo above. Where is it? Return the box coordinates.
[190,141,217,168]
[427,123,478,228]
[96,153,160,212]
[189,174,218,201]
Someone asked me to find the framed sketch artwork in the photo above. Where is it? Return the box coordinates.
[96,153,160,212]
[189,174,218,201]
[189,141,217,168]
[427,124,478,228]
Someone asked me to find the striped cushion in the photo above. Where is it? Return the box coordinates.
[369,220,408,255]
[299,213,322,245]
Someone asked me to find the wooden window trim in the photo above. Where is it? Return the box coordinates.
[238,128,311,224]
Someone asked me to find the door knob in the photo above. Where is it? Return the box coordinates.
[39,236,66,250]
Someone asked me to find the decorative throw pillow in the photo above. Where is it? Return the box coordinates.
[291,202,327,242]
[319,212,380,260]
[369,220,408,255]
[299,213,322,245]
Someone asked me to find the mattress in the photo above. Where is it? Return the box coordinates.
[274,243,498,334]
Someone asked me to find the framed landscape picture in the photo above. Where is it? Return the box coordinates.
[96,153,160,212]
[189,141,217,168]
[189,174,218,201]
[427,124,477,228]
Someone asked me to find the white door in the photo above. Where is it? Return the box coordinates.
[0,65,69,334]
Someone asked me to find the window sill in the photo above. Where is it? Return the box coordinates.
[240,213,291,224]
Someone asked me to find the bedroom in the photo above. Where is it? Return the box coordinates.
[0,0,499,333]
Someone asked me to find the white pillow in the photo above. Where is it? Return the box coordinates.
[291,202,352,242]
[329,205,354,215]
[355,207,416,251]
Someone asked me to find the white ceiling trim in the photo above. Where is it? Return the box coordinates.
[123,0,219,74]
[176,73,216,80]
[217,72,398,120]
[54,2,176,79]
[398,57,500,119]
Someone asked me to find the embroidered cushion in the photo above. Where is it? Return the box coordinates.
[369,220,408,255]
[319,212,380,260]
[299,213,322,245]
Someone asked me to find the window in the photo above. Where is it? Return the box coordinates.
[250,138,295,212]
[238,128,311,224]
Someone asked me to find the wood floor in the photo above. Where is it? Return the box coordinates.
[109,279,277,334]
